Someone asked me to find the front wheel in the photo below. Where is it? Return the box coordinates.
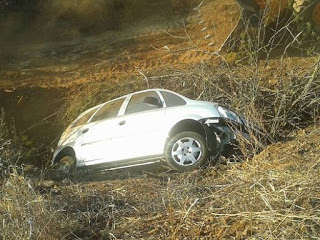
[55,156,76,174]
[165,131,208,171]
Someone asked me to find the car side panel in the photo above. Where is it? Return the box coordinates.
[112,108,167,160]
[76,118,121,165]
[164,103,220,131]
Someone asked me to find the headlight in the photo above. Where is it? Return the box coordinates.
[217,106,241,124]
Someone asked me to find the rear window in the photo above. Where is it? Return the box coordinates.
[161,91,186,107]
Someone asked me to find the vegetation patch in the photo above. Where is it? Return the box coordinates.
[5,126,316,239]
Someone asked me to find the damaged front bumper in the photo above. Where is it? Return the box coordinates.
[199,117,250,154]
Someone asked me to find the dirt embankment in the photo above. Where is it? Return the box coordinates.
[0,87,67,144]
[0,0,241,146]
[0,0,240,89]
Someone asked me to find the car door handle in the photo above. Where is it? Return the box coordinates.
[118,120,126,126]
[82,128,89,133]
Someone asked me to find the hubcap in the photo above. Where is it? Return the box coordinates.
[312,2,320,27]
[171,137,202,166]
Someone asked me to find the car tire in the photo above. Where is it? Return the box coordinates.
[165,131,208,171]
[56,156,76,174]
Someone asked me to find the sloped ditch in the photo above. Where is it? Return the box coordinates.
[0,87,68,146]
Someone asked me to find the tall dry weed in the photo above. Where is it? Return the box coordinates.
[0,109,22,177]
[0,169,75,239]
[0,110,76,239]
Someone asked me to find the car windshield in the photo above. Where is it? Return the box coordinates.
[91,97,125,122]
[72,107,98,128]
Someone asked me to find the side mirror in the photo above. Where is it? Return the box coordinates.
[143,96,162,107]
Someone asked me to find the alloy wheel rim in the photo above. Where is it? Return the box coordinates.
[171,137,202,166]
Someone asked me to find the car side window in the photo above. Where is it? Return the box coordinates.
[91,97,125,122]
[72,107,98,127]
[160,91,186,107]
[125,91,162,114]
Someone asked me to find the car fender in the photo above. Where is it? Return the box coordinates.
[165,115,220,153]
[52,143,79,166]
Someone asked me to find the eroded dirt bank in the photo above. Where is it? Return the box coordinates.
[0,0,241,148]
[0,87,67,145]
[0,0,240,88]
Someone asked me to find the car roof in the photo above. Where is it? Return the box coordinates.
[81,89,189,116]
[125,88,189,99]
[106,88,190,103]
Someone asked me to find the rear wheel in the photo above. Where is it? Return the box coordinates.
[165,131,208,171]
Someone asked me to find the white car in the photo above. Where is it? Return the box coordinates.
[52,89,249,172]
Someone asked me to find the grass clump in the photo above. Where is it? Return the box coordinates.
[0,111,77,239]
[0,109,22,177]
[0,170,76,239]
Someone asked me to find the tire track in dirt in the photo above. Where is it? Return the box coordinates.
[0,0,240,89]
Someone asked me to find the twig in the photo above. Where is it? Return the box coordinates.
[139,70,149,89]
[182,198,199,221]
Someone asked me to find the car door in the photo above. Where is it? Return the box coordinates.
[160,90,188,124]
[112,90,167,160]
[77,97,126,166]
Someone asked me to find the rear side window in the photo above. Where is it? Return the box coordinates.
[161,91,186,107]
[91,97,125,122]
[125,91,162,114]
[72,108,98,127]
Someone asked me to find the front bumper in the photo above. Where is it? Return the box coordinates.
[200,117,249,153]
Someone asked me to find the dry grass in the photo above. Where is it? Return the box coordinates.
[1,125,319,239]
[0,109,21,176]
[1,115,319,239]
[0,170,76,239]
[0,112,76,239]
[30,126,318,239]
